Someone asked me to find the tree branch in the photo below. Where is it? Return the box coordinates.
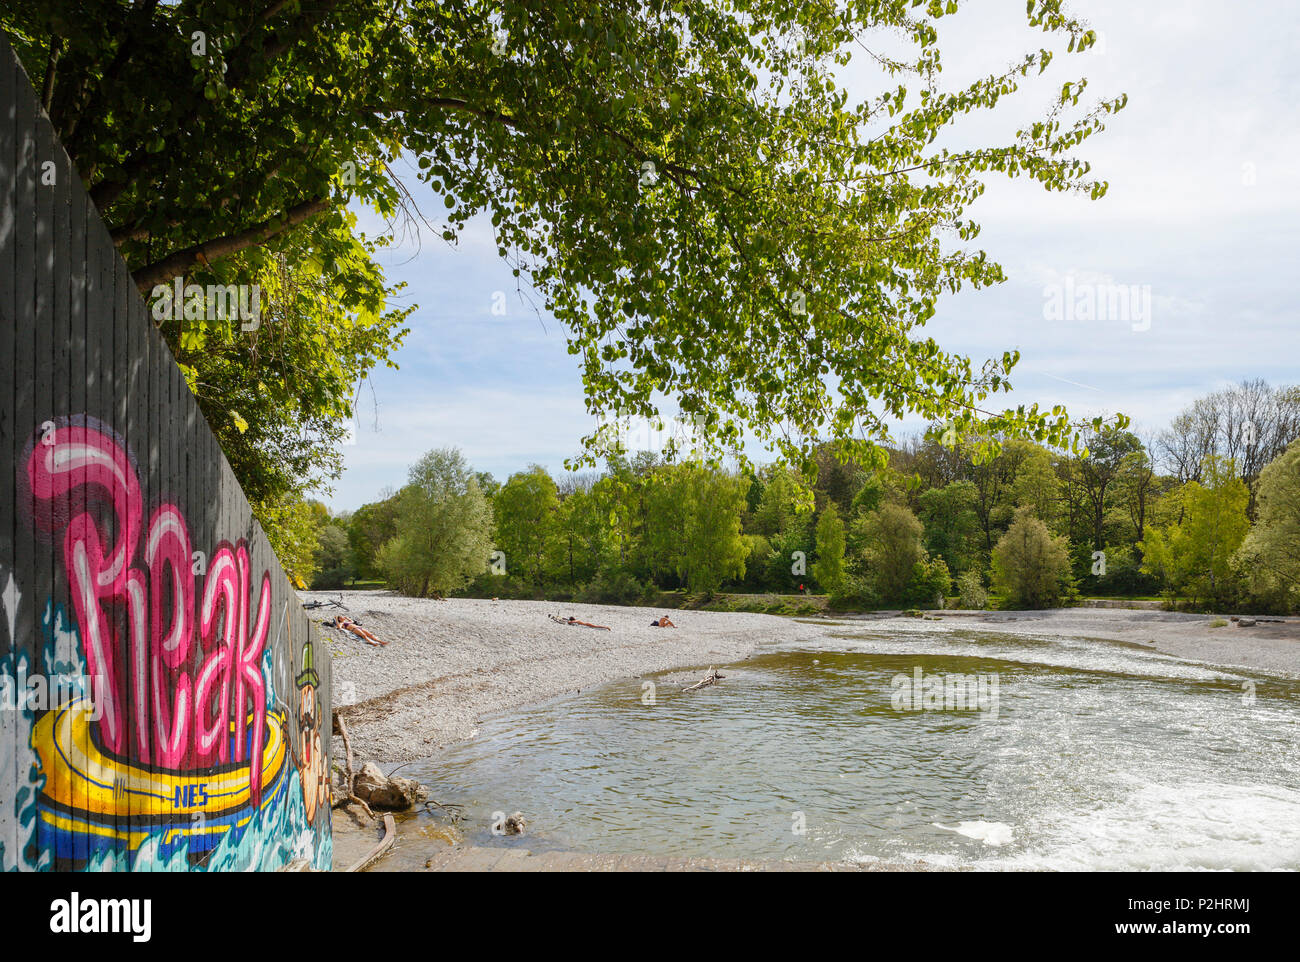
[40,38,60,113]
[131,197,329,291]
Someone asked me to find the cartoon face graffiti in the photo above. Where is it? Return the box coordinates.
[295,641,330,825]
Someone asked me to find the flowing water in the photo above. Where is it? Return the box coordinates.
[404,624,1300,870]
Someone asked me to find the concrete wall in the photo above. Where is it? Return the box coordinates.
[0,32,332,871]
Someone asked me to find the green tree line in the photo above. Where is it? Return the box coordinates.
[309,379,1300,614]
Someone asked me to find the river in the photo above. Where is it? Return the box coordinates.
[403,623,1300,870]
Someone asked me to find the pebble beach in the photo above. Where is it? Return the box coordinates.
[309,592,824,762]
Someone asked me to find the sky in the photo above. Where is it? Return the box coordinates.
[322,0,1300,512]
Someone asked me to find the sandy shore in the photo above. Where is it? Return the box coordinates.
[308,592,822,762]
[309,592,1300,765]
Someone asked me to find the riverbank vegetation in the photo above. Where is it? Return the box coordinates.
[310,379,1300,614]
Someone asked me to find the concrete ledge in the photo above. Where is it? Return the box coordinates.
[412,845,946,872]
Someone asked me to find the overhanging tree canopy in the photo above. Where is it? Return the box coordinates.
[8,0,1127,476]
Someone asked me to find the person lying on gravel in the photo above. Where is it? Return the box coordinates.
[549,613,611,630]
[329,614,388,646]
[650,615,676,628]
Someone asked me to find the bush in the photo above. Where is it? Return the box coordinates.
[992,509,1074,609]
[378,448,495,598]
[458,573,548,600]
[812,504,846,595]
[310,523,354,590]
[736,534,774,592]
[903,557,952,608]
[857,503,924,604]
[577,565,647,605]
[310,566,349,591]
[763,524,813,592]
[1080,544,1161,596]
[1237,440,1300,613]
[956,570,988,609]
[828,574,880,611]
[255,496,322,588]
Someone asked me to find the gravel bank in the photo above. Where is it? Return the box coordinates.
[306,592,821,762]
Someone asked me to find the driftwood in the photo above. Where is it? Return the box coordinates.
[331,710,375,819]
[345,814,396,873]
[424,799,466,824]
[681,667,724,692]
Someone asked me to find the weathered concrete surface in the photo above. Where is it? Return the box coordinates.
[405,845,946,872]
[332,800,955,872]
[332,808,389,871]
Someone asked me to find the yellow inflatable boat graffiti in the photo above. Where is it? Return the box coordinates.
[33,698,290,863]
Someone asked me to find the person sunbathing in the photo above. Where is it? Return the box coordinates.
[566,615,611,630]
[649,615,676,628]
[330,614,387,646]
[550,613,611,630]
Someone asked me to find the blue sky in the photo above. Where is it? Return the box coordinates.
[322,0,1300,512]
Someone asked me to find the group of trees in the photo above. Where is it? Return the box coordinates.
[306,379,1300,614]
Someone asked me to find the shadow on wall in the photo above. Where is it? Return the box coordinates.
[0,34,331,871]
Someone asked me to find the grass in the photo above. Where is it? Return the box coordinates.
[655,591,826,617]
[1081,594,1166,602]
[309,579,388,592]
[725,592,825,614]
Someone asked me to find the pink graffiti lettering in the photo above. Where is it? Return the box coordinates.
[25,420,273,801]
[146,504,193,769]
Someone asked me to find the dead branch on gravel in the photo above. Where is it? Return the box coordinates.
[332,710,375,819]
[344,814,396,873]
[681,667,724,692]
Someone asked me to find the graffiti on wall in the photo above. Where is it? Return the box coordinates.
[294,641,330,826]
[1,415,330,870]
